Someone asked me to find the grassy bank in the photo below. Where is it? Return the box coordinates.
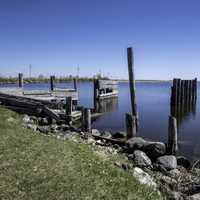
[0,107,160,200]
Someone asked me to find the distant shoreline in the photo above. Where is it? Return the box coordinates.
[0,79,172,85]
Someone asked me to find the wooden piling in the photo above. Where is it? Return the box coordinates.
[168,116,178,154]
[126,113,137,139]
[171,79,178,106]
[66,96,73,118]
[18,73,23,88]
[177,79,181,105]
[180,80,185,105]
[127,47,139,131]
[82,108,91,133]
[50,76,55,91]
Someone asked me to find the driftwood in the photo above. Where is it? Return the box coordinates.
[92,134,126,145]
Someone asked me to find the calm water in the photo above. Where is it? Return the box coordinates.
[1,82,200,160]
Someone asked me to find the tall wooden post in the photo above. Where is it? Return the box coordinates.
[168,116,178,154]
[127,47,139,131]
[93,79,99,109]
[18,73,23,88]
[50,76,55,91]
[126,113,137,139]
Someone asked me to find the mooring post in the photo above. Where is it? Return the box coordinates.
[50,76,55,91]
[127,47,139,131]
[168,116,178,154]
[126,113,137,139]
[18,73,23,88]
[66,96,73,122]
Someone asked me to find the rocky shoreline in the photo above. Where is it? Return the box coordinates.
[21,114,200,200]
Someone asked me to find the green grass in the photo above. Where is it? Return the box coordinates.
[0,107,161,200]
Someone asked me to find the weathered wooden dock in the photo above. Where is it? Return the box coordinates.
[0,74,81,123]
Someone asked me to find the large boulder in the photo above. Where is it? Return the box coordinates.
[144,142,166,159]
[133,150,152,168]
[132,167,157,189]
[126,137,147,152]
[177,156,191,169]
[126,137,166,159]
[156,156,177,170]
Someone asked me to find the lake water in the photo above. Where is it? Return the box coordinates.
[1,82,200,160]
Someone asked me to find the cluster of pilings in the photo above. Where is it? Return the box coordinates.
[171,78,197,107]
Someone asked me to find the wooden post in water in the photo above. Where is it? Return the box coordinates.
[127,47,139,131]
[50,76,55,91]
[66,96,73,122]
[18,73,23,88]
[126,113,137,139]
[168,116,178,154]
[177,79,181,105]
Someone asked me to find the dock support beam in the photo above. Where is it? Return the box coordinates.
[127,47,139,133]
[168,116,178,154]
[18,73,23,88]
[50,76,55,91]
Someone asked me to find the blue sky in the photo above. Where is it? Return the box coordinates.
[0,0,200,80]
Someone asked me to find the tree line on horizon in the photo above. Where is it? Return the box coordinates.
[0,73,109,84]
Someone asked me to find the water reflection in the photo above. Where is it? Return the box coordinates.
[94,97,118,114]
[171,102,197,128]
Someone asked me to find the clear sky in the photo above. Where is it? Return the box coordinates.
[0,0,200,80]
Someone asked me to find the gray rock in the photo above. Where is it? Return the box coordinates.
[132,167,157,189]
[37,126,50,134]
[160,175,177,190]
[23,115,30,123]
[101,131,112,138]
[144,142,166,159]
[133,150,152,168]
[112,131,126,139]
[126,137,166,159]
[92,129,101,136]
[30,116,38,122]
[126,137,147,152]
[27,124,37,131]
[156,156,177,170]
[168,169,181,178]
[189,193,200,200]
[167,191,184,200]
[177,156,191,169]
[40,118,49,125]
